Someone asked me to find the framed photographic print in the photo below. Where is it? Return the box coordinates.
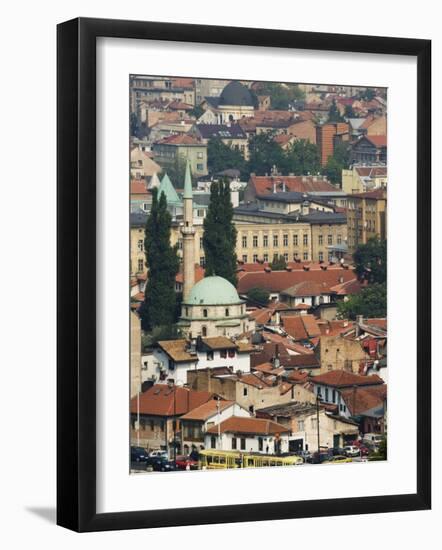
[57,17,431,532]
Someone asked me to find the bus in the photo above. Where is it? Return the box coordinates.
[198,450,303,470]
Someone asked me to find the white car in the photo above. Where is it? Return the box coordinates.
[148,449,168,459]
[343,445,360,457]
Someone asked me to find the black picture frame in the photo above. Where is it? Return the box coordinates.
[57,17,431,532]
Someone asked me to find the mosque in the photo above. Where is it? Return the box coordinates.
[177,161,255,339]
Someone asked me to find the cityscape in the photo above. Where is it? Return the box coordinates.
[129,76,387,473]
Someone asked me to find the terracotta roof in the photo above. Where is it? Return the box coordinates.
[130,179,149,195]
[130,385,213,416]
[239,372,274,389]
[350,188,387,200]
[171,77,194,89]
[287,370,309,383]
[340,385,387,416]
[249,308,274,324]
[253,362,275,373]
[155,134,203,146]
[365,135,387,147]
[167,100,194,110]
[236,341,255,353]
[206,416,290,435]
[250,341,317,371]
[201,337,237,350]
[157,339,198,363]
[281,280,332,298]
[249,175,337,195]
[238,269,356,294]
[355,166,387,178]
[260,334,314,356]
[311,370,384,388]
[237,261,347,274]
[329,278,364,296]
[180,399,235,421]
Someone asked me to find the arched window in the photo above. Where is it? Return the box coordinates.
[202,326,207,337]
[225,308,229,317]
[203,309,208,318]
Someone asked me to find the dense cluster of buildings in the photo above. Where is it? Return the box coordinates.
[129,77,387,465]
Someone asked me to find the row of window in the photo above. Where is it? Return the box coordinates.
[241,252,309,263]
[241,234,309,248]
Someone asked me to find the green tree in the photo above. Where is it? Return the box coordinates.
[353,238,387,284]
[188,104,204,119]
[247,287,270,306]
[323,142,350,185]
[344,104,356,118]
[203,179,238,286]
[163,155,188,188]
[247,132,285,175]
[283,139,321,175]
[207,137,246,175]
[138,188,180,331]
[270,254,287,270]
[255,82,305,110]
[141,324,182,349]
[327,100,344,122]
[337,283,387,320]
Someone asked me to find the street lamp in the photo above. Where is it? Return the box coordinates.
[316,391,322,457]
[167,379,190,462]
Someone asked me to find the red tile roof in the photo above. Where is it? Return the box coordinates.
[340,385,387,416]
[237,269,356,294]
[249,175,337,195]
[130,179,149,195]
[311,370,384,388]
[318,320,355,336]
[206,416,290,435]
[130,385,214,416]
[180,400,235,421]
[155,134,203,146]
[350,189,387,200]
[365,135,387,147]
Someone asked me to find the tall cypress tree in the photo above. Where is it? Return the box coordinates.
[139,188,180,331]
[203,179,238,287]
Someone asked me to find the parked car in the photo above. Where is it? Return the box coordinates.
[326,455,353,464]
[295,450,312,462]
[362,433,384,448]
[306,452,330,464]
[130,446,149,463]
[330,447,346,456]
[150,457,177,472]
[148,449,168,459]
[343,445,360,457]
[175,455,199,470]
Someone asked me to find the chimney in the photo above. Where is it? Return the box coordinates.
[273,344,280,369]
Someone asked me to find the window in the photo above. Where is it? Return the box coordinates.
[273,235,279,247]
[263,253,269,262]
[258,437,263,451]
[240,438,246,450]
[242,254,248,263]
[199,237,203,249]
[206,351,214,361]
[225,308,229,317]
[293,234,298,246]
[202,326,207,337]
[137,259,144,272]
[318,251,323,262]
[303,252,308,261]
[311,418,317,428]
[283,234,288,246]
[200,256,205,267]
[211,436,216,449]
[337,234,342,245]
[328,251,333,261]
[332,390,336,403]
[203,309,208,317]
[253,254,258,263]
[242,236,247,248]
[318,235,323,245]
[328,234,333,245]
[243,387,248,397]
[197,152,203,159]
[253,235,258,247]
[303,234,308,246]
[284,253,289,261]
[150,419,154,431]
[263,235,268,247]
[325,388,329,401]
[232,437,237,450]
[197,163,204,171]
[298,420,304,431]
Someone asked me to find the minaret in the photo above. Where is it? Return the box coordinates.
[181,160,195,301]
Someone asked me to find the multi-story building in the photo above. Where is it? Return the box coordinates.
[350,135,387,164]
[342,165,387,195]
[346,189,387,253]
[316,122,350,166]
[152,134,208,177]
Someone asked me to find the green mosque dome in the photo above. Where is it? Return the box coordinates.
[185,276,242,305]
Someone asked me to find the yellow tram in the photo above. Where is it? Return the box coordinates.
[198,449,303,470]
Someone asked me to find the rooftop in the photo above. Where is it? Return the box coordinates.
[184,276,243,306]
[311,370,384,388]
[180,400,235,421]
[206,416,290,435]
[130,385,214,417]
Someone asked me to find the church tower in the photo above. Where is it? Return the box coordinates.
[181,160,195,301]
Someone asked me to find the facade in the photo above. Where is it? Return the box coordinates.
[179,276,255,338]
[346,189,387,253]
[204,416,290,454]
[191,123,249,160]
[152,134,208,177]
[130,148,161,182]
[350,135,387,164]
[130,311,142,398]
[316,122,350,166]
[342,165,387,195]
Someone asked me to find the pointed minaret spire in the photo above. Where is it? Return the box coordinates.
[181,160,195,301]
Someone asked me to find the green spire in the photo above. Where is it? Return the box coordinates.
[158,173,180,205]
[183,160,193,199]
